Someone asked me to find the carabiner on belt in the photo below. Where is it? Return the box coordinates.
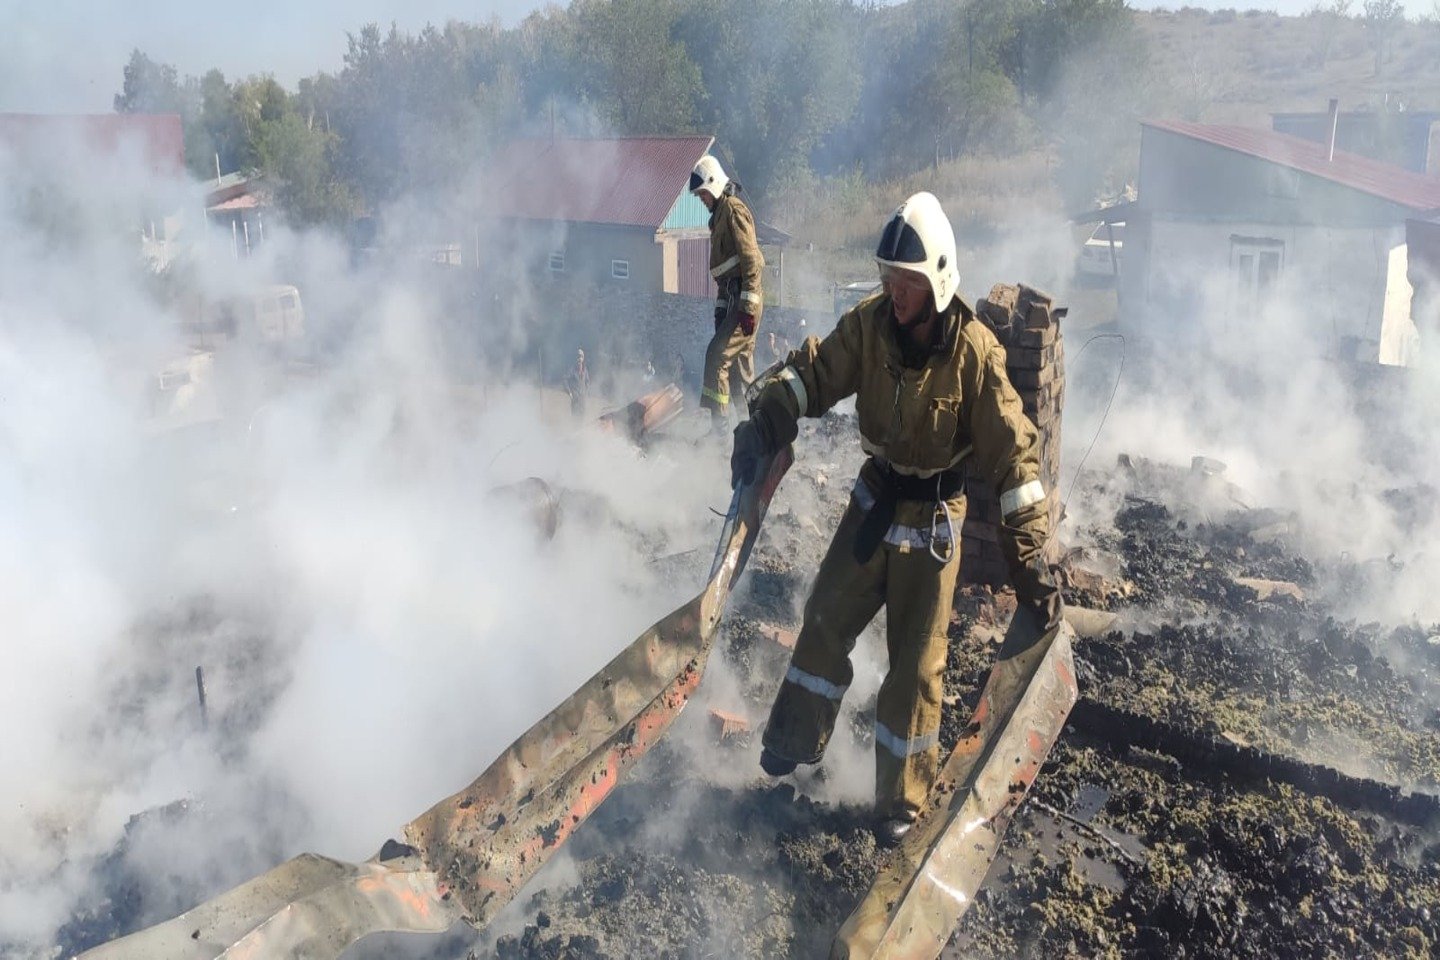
[929,474,956,564]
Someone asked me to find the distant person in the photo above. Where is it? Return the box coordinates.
[643,359,657,383]
[765,330,793,368]
[689,155,764,432]
[565,348,589,417]
[729,192,1062,847]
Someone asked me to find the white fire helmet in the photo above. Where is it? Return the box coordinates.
[688,155,730,200]
[874,191,960,309]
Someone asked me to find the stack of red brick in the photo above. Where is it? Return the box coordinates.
[960,283,1066,587]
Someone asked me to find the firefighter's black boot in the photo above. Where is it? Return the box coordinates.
[759,747,797,777]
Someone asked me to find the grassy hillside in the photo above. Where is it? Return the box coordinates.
[1141,7,1440,122]
[773,7,1440,313]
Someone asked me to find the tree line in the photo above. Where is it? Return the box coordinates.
[115,0,1150,227]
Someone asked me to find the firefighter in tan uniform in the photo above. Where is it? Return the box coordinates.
[689,155,764,428]
[730,192,1063,846]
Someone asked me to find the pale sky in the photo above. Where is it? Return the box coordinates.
[1,0,1348,113]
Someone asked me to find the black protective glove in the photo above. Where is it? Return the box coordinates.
[999,501,1064,643]
[1012,554,1063,632]
[729,386,799,488]
[731,420,766,489]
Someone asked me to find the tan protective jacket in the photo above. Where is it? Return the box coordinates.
[709,192,765,320]
[765,291,1047,536]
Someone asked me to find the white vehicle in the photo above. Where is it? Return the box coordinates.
[1077,222,1124,282]
[833,279,882,320]
[185,285,306,350]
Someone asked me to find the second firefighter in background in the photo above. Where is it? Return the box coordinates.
[731,192,1063,847]
[689,155,764,428]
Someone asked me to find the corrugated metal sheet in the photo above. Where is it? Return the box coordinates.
[677,237,715,298]
[485,136,715,228]
[209,194,259,211]
[662,190,710,230]
[0,113,184,176]
[1145,119,1440,214]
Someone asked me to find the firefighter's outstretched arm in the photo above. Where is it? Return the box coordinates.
[965,338,1063,633]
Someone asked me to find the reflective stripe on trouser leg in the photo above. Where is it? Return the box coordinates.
[763,500,886,765]
[874,538,962,818]
[701,321,733,413]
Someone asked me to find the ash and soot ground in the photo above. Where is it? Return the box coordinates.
[474,415,1440,960]
[56,409,1440,960]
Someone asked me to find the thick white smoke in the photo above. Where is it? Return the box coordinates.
[0,125,726,955]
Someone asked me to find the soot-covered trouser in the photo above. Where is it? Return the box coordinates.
[702,277,758,417]
[762,471,965,819]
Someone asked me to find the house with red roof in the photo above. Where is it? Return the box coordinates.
[1101,117,1440,366]
[481,135,787,299]
[0,113,188,269]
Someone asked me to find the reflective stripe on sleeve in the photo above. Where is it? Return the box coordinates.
[702,386,730,406]
[777,366,808,415]
[784,665,847,701]
[710,255,741,278]
[875,721,938,758]
[739,290,761,306]
[858,438,971,478]
[1000,479,1046,518]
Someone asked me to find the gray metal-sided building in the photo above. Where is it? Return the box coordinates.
[1109,118,1440,366]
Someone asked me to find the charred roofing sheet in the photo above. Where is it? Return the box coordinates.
[484,136,715,228]
[1145,118,1440,214]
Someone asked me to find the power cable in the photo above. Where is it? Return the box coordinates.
[1059,332,1127,524]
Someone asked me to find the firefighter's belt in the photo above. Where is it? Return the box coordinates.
[853,459,965,564]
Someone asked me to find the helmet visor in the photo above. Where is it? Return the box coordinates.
[688,171,705,193]
[875,216,927,265]
[878,263,931,297]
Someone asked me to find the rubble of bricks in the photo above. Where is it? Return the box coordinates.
[961,284,1065,588]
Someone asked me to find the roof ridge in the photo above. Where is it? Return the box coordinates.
[1141,117,1440,213]
[506,134,715,142]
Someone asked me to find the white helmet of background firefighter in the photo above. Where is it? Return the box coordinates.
[874,191,960,310]
[688,155,730,201]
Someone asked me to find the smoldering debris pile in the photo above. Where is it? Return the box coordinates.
[45,411,1440,960]
[485,423,1440,960]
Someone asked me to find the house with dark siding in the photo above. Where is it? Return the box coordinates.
[481,136,787,300]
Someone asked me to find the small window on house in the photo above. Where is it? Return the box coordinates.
[157,369,192,391]
[549,251,565,273]
[611,259,630,280]
[1231,236,1284,297]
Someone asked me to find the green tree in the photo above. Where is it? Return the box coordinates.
[572,0,702,134]
[1014,0,1153,208]
[677,0,861,191]
[114,49,187,114]
[196,70,254,176]
[1307,0,1354,69]
[1363,0,1406,76]
[253,110,356,225]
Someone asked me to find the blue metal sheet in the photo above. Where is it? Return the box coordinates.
[662,190,710,231]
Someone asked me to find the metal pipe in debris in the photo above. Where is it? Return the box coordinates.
[195,666,208,731]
